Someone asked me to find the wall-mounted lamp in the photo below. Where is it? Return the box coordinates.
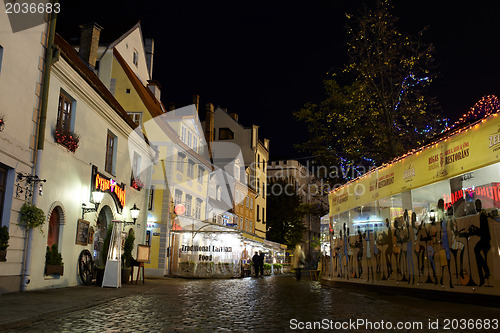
[124,203,140,225]
[82,190,104,219]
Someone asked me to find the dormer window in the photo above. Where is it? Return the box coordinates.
[219,128,234,140]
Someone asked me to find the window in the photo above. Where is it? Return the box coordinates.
[176,152,185,173]
[181,125,187,144]
[185,194,192,216]
[126,88,131,94]
[47,208,60,248]
[0,166,6,225]
[0,45,3,76]
[132,152,141,179]
[187,131,192,148]
[148,187,154,211]
[219,128,234,140]
[193,137,198,153]
[246,197,249,208]
[262,207,265,223]
[249,220,253,233]
[133,49,139,66]
[257,204,260,221]
[195,198,202,219]
[198,166,204,183]
[57,92,73,132]
[174,189,182,206]
[187,160,194,178]
[250,197,253,209]
[127,112,142,127]
[105,131,117,174]
[257,179,260,195]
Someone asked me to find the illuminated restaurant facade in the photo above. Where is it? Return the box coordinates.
[324,100,500,295]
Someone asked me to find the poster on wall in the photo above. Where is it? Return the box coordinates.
[76,219,90,245]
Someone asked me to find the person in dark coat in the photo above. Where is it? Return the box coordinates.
[252,252,260,277]
[472,199,491,286]
[259,251,265,278]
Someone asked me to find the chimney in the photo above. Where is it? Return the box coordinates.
[229,113,238,122]
[192,94,200,113]
[79,22,103,70]
[144,38,154,78]
[264,138,270,150]
[205,102,215,158]
[147,80,161,101]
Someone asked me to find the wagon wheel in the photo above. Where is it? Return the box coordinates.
[78,249,94,286]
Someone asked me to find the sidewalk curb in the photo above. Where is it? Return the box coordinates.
[321,278,500,308]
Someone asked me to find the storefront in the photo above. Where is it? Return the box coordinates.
[324,109,500,295]
[169,216,286,278]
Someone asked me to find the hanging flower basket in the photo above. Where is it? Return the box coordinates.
[131,178,145,191]
[54,126,79,153]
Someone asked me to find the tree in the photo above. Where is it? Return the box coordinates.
[295,0,445,183]
[266,179,308,249]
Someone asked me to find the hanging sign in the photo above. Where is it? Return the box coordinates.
[91,165,126,213]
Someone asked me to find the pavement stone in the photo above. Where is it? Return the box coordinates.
[1,275,500,332]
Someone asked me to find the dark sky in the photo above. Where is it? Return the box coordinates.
[56,0,500,161]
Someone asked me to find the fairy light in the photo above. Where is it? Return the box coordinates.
[329,95,500,196]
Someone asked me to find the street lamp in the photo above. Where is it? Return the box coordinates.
[82,190,104,219]
[124,203,140,225]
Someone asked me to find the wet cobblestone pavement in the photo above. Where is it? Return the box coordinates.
[7,275,500,332]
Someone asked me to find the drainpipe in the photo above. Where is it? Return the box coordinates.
[21,1,58,291]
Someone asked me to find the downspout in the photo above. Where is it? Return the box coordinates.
[21,1,58,291]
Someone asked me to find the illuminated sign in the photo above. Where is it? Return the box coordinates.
[443,183,500,209]
[91,166,126,212]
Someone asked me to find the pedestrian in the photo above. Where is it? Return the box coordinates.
[293,245,306,281]
[259,251,265,278]
[252,251,260,278]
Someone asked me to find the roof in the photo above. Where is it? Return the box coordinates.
[54,33,138,130]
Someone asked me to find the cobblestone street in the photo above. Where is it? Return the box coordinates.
[4,275,499,333]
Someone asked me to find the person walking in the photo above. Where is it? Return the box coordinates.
[259,251,265,278]
[293,245,306,281]
[252,251,260,278]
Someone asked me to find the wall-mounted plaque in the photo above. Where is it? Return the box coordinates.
[76,219,90,245]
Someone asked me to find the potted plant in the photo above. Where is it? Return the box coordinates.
[0,226,9,262]
[45,244,64,275]
[19,203,45,233]
[121,229,135,284]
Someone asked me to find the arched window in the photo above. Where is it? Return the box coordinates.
[47,208,60,248]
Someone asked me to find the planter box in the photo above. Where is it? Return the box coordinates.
[46,264,64,276]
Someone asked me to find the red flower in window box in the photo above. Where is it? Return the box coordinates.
[54,125,80,153]
[132,178,145,191]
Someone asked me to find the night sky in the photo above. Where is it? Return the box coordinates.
[56,0,500,161]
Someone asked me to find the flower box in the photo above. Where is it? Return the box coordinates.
[46,264,64,276]
[54,126,79,153]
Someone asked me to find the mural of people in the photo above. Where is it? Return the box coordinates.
[470,199,491,287]
[356,230,364,278]
[407,212,417,285]
[364,229,375,283]
[437,199,453,288]
[415,221,426,283]
[384,218,394,279]
[343,224,349,280]
[448,206,465,285]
